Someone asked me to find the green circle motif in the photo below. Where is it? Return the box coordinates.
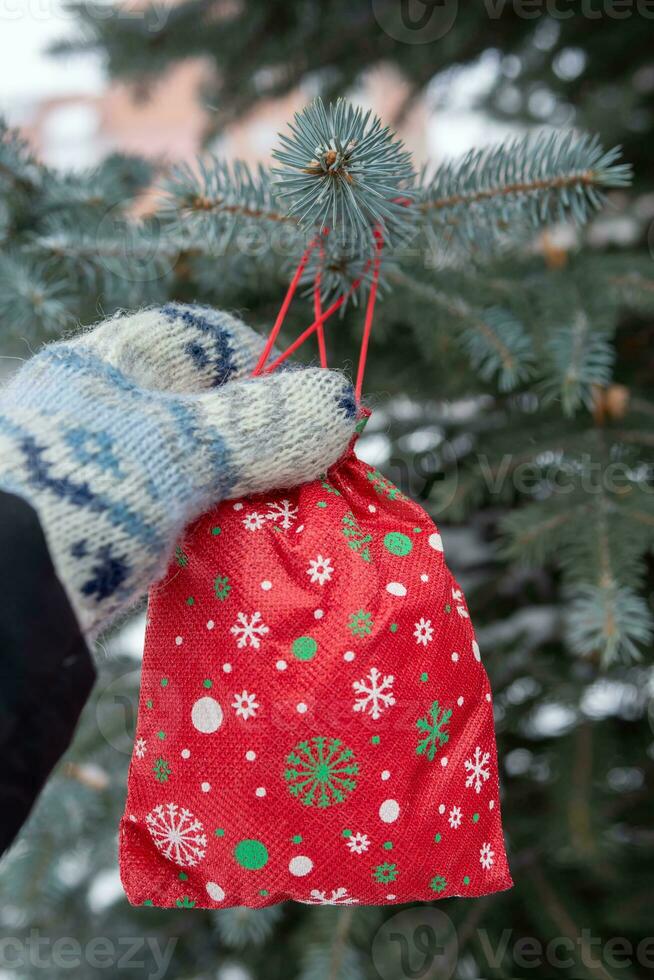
[292,636,318,661]
[234,838,269,870]
[383,532,413,556]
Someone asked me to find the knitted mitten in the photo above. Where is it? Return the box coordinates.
[0,303,356,638]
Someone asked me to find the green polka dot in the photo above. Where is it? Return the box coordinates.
[472,812,480,823]
[420,672,428,682]
[157,731,166,740]
[317,501,327,509]
[259,889,269,897]
[383,841,393,850]
[413,527,422,533]
[463,875,470,886]
[445,603,452,614]
[211,526,221,536]
[292,636,318,661]
[186,597,195,606]
[292,834,303,844]
[160,678,168,687]
[214,828,225,837]
[203,679,213,688]
[234,838,268,870]
[178,872,188,881]
[146,699,153,709]
[384,532,413,556]
[371,735,380,745]
[143,900,153,907]
[342,829,353,838]
[434,833,441,843]
[389,623,399,634]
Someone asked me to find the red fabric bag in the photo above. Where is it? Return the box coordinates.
[119,418,512,908]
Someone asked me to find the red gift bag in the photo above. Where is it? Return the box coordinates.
[119,236,512,909]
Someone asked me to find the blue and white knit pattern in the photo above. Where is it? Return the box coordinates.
[0,304,356,638]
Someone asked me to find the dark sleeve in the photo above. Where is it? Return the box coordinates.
[0,490,96,854]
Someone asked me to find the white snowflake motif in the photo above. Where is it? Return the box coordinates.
[232,690,259,720]
[464,746,491,793]
[230,611,270,649]
[414,617,434,646]
[266,499,298,530]
[243,511,266,531]
[134,737,147,759]
[145,802,207,867]
[452,587,469,618]
[302,888,359,905]
[480,842,495,870]
[448,805,463,829]
[352,667,396,721]
[345,832,370,855]
[307,554,334,586]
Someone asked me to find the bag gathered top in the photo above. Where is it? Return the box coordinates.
[119,231,512,909]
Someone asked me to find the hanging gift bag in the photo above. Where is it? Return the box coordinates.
[119,234,512,909]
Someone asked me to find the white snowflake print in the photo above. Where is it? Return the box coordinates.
[480,842,495,870]
[243,511,265,531]
[266,499,298,529]
[307,554,334,585]
[448,805,463,829]
[452,587,469,618]
[302,888,359,905]
[352,667,396,721]
[232,690,259,720]
[414,617,434,646]
[134,737,147,759]
[464,746,491,793]
[145,802,207,867]
[230,611,270,649]
[345,832,370,855]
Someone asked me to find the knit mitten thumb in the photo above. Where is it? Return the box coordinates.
[0,304,356,638]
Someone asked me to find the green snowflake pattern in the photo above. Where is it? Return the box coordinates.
[366,468,406,501]
[175,546,188,568]
[430,874,447,894]
[348,609,373,637]
[175,896,196,908]
[416,700,452,761]
[320,476,342,496]
[342,511,372,562]
[373,862,398,884]
[213,574,231,601]
[153,757,171,783]
[284,736,359,808]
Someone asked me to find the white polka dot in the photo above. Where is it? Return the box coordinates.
[489,800,495,810]
[129,814,137,823]
[385,582,407,597]
[441,757,448,768]
[381,770,391,781]
[222,663,232,674]
[343,650,355,662]
[206,882,225,903]
[276,659,287,671]
[191,696,223,734]
[296,524,305,534]
[233,502,243,511]
[289,855,313,877]
[206,620,215,630]
[201,781,211,793]
[296,702,308,714]
[429,531,443,551]
[314,608,324,619]
[486,692,491,702]
[451,652,459,662]
[175,636,183,646]
[473,640,481,662]
[261,580,272,591]
[457,696,464,707]
[255,787,266,797]
[368,504,377,513]
[386,893,396,900]
[420,573,429,582]
[245,750,256,762]
[181,748,191,759]
[438,804,446,815]
[379,799,400,823]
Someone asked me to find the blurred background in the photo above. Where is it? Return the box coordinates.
[1,2,653,978]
